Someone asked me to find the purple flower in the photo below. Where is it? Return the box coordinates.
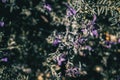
[66,8,76,17]
[2,0,7,3]
[53,39,61,46]
[63,2,76,17]
[56,54,66,66]
[0,21,4,27]
[44,4,52,11]
[85,46,92,51]
[78,37,87,44]
[72,67,80,76]
[118,38,120,43]
[66,67,80,77]
[1,58,8,62]
[73,42,79,48]
[91,29,98,37]
[105,41,111,48]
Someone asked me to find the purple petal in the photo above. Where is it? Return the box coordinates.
[67,9,73,16]
[44,4,52,11]
[53,39,60,46]
[92,30,98,37]
[85,46,92,51]
[105,41,111,48]
[93,14,97,22]
[0,21,4,27]
[56,54,66,66]
[58,59,65,66]
[1,58,8,62]
[118,38,120,43]
[72,68,80,76]
[69,8,76,15]
[66,8,76,17]
[58,61,62,66]
[106,45,111,48]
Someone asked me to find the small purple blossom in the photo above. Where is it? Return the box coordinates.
[0,21,4,27]
[1,58,8,62]
[56,54,66,66]
[91,29,98,37]
[44,4,52,11]
[105,41,111,48]
[65,67,80,77]
[78,37,87,44]
[72,67,80,76]
[53,39,61,46]
[66,8,76,17]
[85,46,92,51]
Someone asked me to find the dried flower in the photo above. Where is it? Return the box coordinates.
[0,21,4,27]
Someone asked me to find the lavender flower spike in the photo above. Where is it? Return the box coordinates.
[0,21,4,27]
[1,58,8,62]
